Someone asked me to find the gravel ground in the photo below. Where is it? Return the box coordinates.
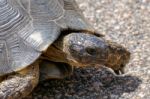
[26,0,150,99]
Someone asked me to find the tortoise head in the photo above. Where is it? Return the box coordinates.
[63,33,130,74]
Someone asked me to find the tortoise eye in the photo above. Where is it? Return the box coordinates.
[86,48,97,55]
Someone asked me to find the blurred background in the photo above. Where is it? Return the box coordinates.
[29,0,150,99]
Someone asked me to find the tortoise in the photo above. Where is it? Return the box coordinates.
[0,0,130,98]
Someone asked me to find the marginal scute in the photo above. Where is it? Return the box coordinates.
[56,10,94,31]
[27,21,61,51]
[63,0,79,11]
[56,0,94,31]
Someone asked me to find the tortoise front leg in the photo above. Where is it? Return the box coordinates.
[39,60,73,81]
[0,62,39,99]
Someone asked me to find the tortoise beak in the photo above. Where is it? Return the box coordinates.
[114,65,125,75]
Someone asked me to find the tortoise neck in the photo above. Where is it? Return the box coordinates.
[42,41,68,63]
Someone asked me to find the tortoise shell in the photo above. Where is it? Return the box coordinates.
[0,0,94,75]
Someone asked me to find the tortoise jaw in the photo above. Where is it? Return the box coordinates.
[104,42,131,75]
[114,64,125,75]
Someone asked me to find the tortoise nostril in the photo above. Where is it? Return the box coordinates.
[86,48,97,55]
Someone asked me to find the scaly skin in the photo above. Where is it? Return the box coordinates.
[43,32,130,75]
[0,62,39,99]
[39,60,73,81]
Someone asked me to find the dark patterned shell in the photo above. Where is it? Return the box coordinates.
[0,0,94,76]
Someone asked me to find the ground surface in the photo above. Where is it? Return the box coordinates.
[27,0,150,99]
